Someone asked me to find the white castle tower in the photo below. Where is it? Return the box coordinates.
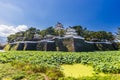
[64,27,84,39]
[33,33,41,40]
[65,28,77,36]
[54,22,64,30]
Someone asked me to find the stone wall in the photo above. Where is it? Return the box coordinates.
[55,37,118,52]
[54,38,68,51]
[54,37,76,52]
[112,42,120,50]
[4,41,56,51]
[74,39,96,52]
[17,43,25,50]
[94,43,115,51]
[4,37,120,52]
[62,38,75,52]
[74,38,116,51]
[37,41,56,51]
[24,43,37,50]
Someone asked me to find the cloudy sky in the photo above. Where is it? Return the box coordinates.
[0,0,120,38]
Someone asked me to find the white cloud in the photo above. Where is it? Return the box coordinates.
[0,25,28,37]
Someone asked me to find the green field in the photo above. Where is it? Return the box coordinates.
[0,51,120,80]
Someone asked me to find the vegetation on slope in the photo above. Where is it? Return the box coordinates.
[7,26,114,43]
[3,44,10,51]
[0,51,120,80]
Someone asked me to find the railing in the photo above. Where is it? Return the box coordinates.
[85,41,112,44]
[9,40,54,44]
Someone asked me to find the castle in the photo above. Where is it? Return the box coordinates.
[4,22,119,52]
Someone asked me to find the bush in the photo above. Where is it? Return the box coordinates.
[4,44,11,51]
[46,67,64,80]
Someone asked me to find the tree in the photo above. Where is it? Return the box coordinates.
[7,34,16,43]
[72,25,87,36]
[116,27,120,40]
[89,31,114,41]
[83,31,94,41]
[24,27,40,41]
[46,26,55,35]
[40,30,47,38]
[7,27,41,42]
[7,25,115,43]
[54,29,65,37]
[40,26,65,37]
[40,26,55,37]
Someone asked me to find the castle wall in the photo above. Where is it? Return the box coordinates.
[4,37,120,52]
[74,39,96,51]
[112,42,120,50]
[74,38,115,51]
[54,38,75,52]
[55,37,117,52]
[16,43,25,50]
[94,43,115,51]
[24,43,37,50]
[37,41,56,51]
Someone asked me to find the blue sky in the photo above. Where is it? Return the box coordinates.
[0,0,120,36]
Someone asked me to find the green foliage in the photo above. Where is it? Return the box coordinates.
[0,51,120,74]
[116,27,120,40]
[46,67,64,80]
[7,27,40,42]
[24,27,40,41]
[59,76,120,80]
[0,63,26,80]
[0,59,63,80]
[4,44,11,51]
[46,26,55,35]
[40,26,56,37]
[71,26,114,41]
[1,51,120,79]
[72,25,87,36]
[40,26,65,37]
[91,31,114,41]
[7,25,115,43]
[10,44,18,51]
[84,31,114,41]
[40,30,46,37]
[54,29,65,36]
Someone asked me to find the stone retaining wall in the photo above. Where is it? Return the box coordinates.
[4,37,120,52]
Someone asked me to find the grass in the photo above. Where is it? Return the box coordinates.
[61,64,106,78]
[0,61,63,80]
[1,51,120,80]
[3,44,10,51]
[61,64,94,78]
[0,63,26,80]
